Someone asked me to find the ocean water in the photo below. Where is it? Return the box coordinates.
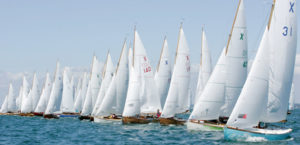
[0,109,299,145]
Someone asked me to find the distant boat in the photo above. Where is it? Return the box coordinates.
[34,72,52,116]
[154,37,172,109]
[0,95,8,114]
[74,73,89,113]
[91,53,114,117]
[59,68,77,117]
[44,61,63,119]
[160,24,190,125]
[7,83,18,113]
[16,86,23,112]
[122,29,162,124]
[219,0,248,123]
[194,28,212,103]
[94,40,129,122]
[224,0,296,141]
[288,83,295,114]
[80,53,114,120]
[20,76,34,116]
[31,73,41,112]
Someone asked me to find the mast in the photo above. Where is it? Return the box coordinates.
[133,26,136,67]
[156,36,167,72]
[200,26,204,66]
[174,23,183,64]
[89,55,96,80]
[267,0,276,30]
[102,51,109,78]
[115,38,127,74]
[225,0,242,55]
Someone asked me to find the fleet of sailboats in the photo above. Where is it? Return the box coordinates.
[0,0,298,142]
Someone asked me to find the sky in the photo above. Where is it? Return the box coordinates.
[1,0,299,73]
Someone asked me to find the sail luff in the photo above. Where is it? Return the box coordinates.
[225,0,242,55]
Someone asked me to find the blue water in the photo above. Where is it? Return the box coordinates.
[0,109,300,145]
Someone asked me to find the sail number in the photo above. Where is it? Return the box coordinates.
[282,26,292,37]
[144,66,151,73]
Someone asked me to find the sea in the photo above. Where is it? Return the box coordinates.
[0,109,299,145]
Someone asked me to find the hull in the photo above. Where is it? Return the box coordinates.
[159,117,185,125]
[43,114,59,119]
[94,116,121,123]
[33,112,44,116]
[122,117,150,124]
[224,126,292,141]
[0,113,19,115]
[187,120,224,131]
[78,115,92,121]
[19,113,35,117]
[59,112,79,118]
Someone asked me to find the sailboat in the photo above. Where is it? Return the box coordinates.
[31,73,41,111]
[187,47,226,130]
[59,68,77,117]
[94,40,129,122]
[194,28,212,103]
[34,72,52,116]
[219,0,248,123]
[79,80,92,120]
[154,37,172,109]
[188,0,247,130]
[122,29,162,124]
[224,0,296,141]
[20,76,34,116]
[159,25,190,125]
[288,83,295,114]
[7,83,18,114]
[44,61,63,119]
[16,86,23,112]
[74,73,89,113]
[0,95,8,114]
[1,84,18,115]
[91,52,114,118]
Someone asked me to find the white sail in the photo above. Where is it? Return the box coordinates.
[96,41,129,116]
[161,26,190,118]
[60,68,75,113]
[44,62,63,114]
[74,73,89,112]
[30,73,40,111]
[289,83,295,110]
[134,30,162,114]
[195,29,212,103]
[227,27,269,128]
[122,66,141,117]
[92,53,114,116]
[261,0,297,122]
[81,80,92,115]
[21,76,32,113]
[35,73,52,113]
[16,86,23,111]
[74,76,82,101]
[189,47,226,120]
[220,0,248,117]
[0,96,8,113]
[90,56,102,108]
[154,38,172,108]
[7,83,17,112]
[128,47,133,75]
